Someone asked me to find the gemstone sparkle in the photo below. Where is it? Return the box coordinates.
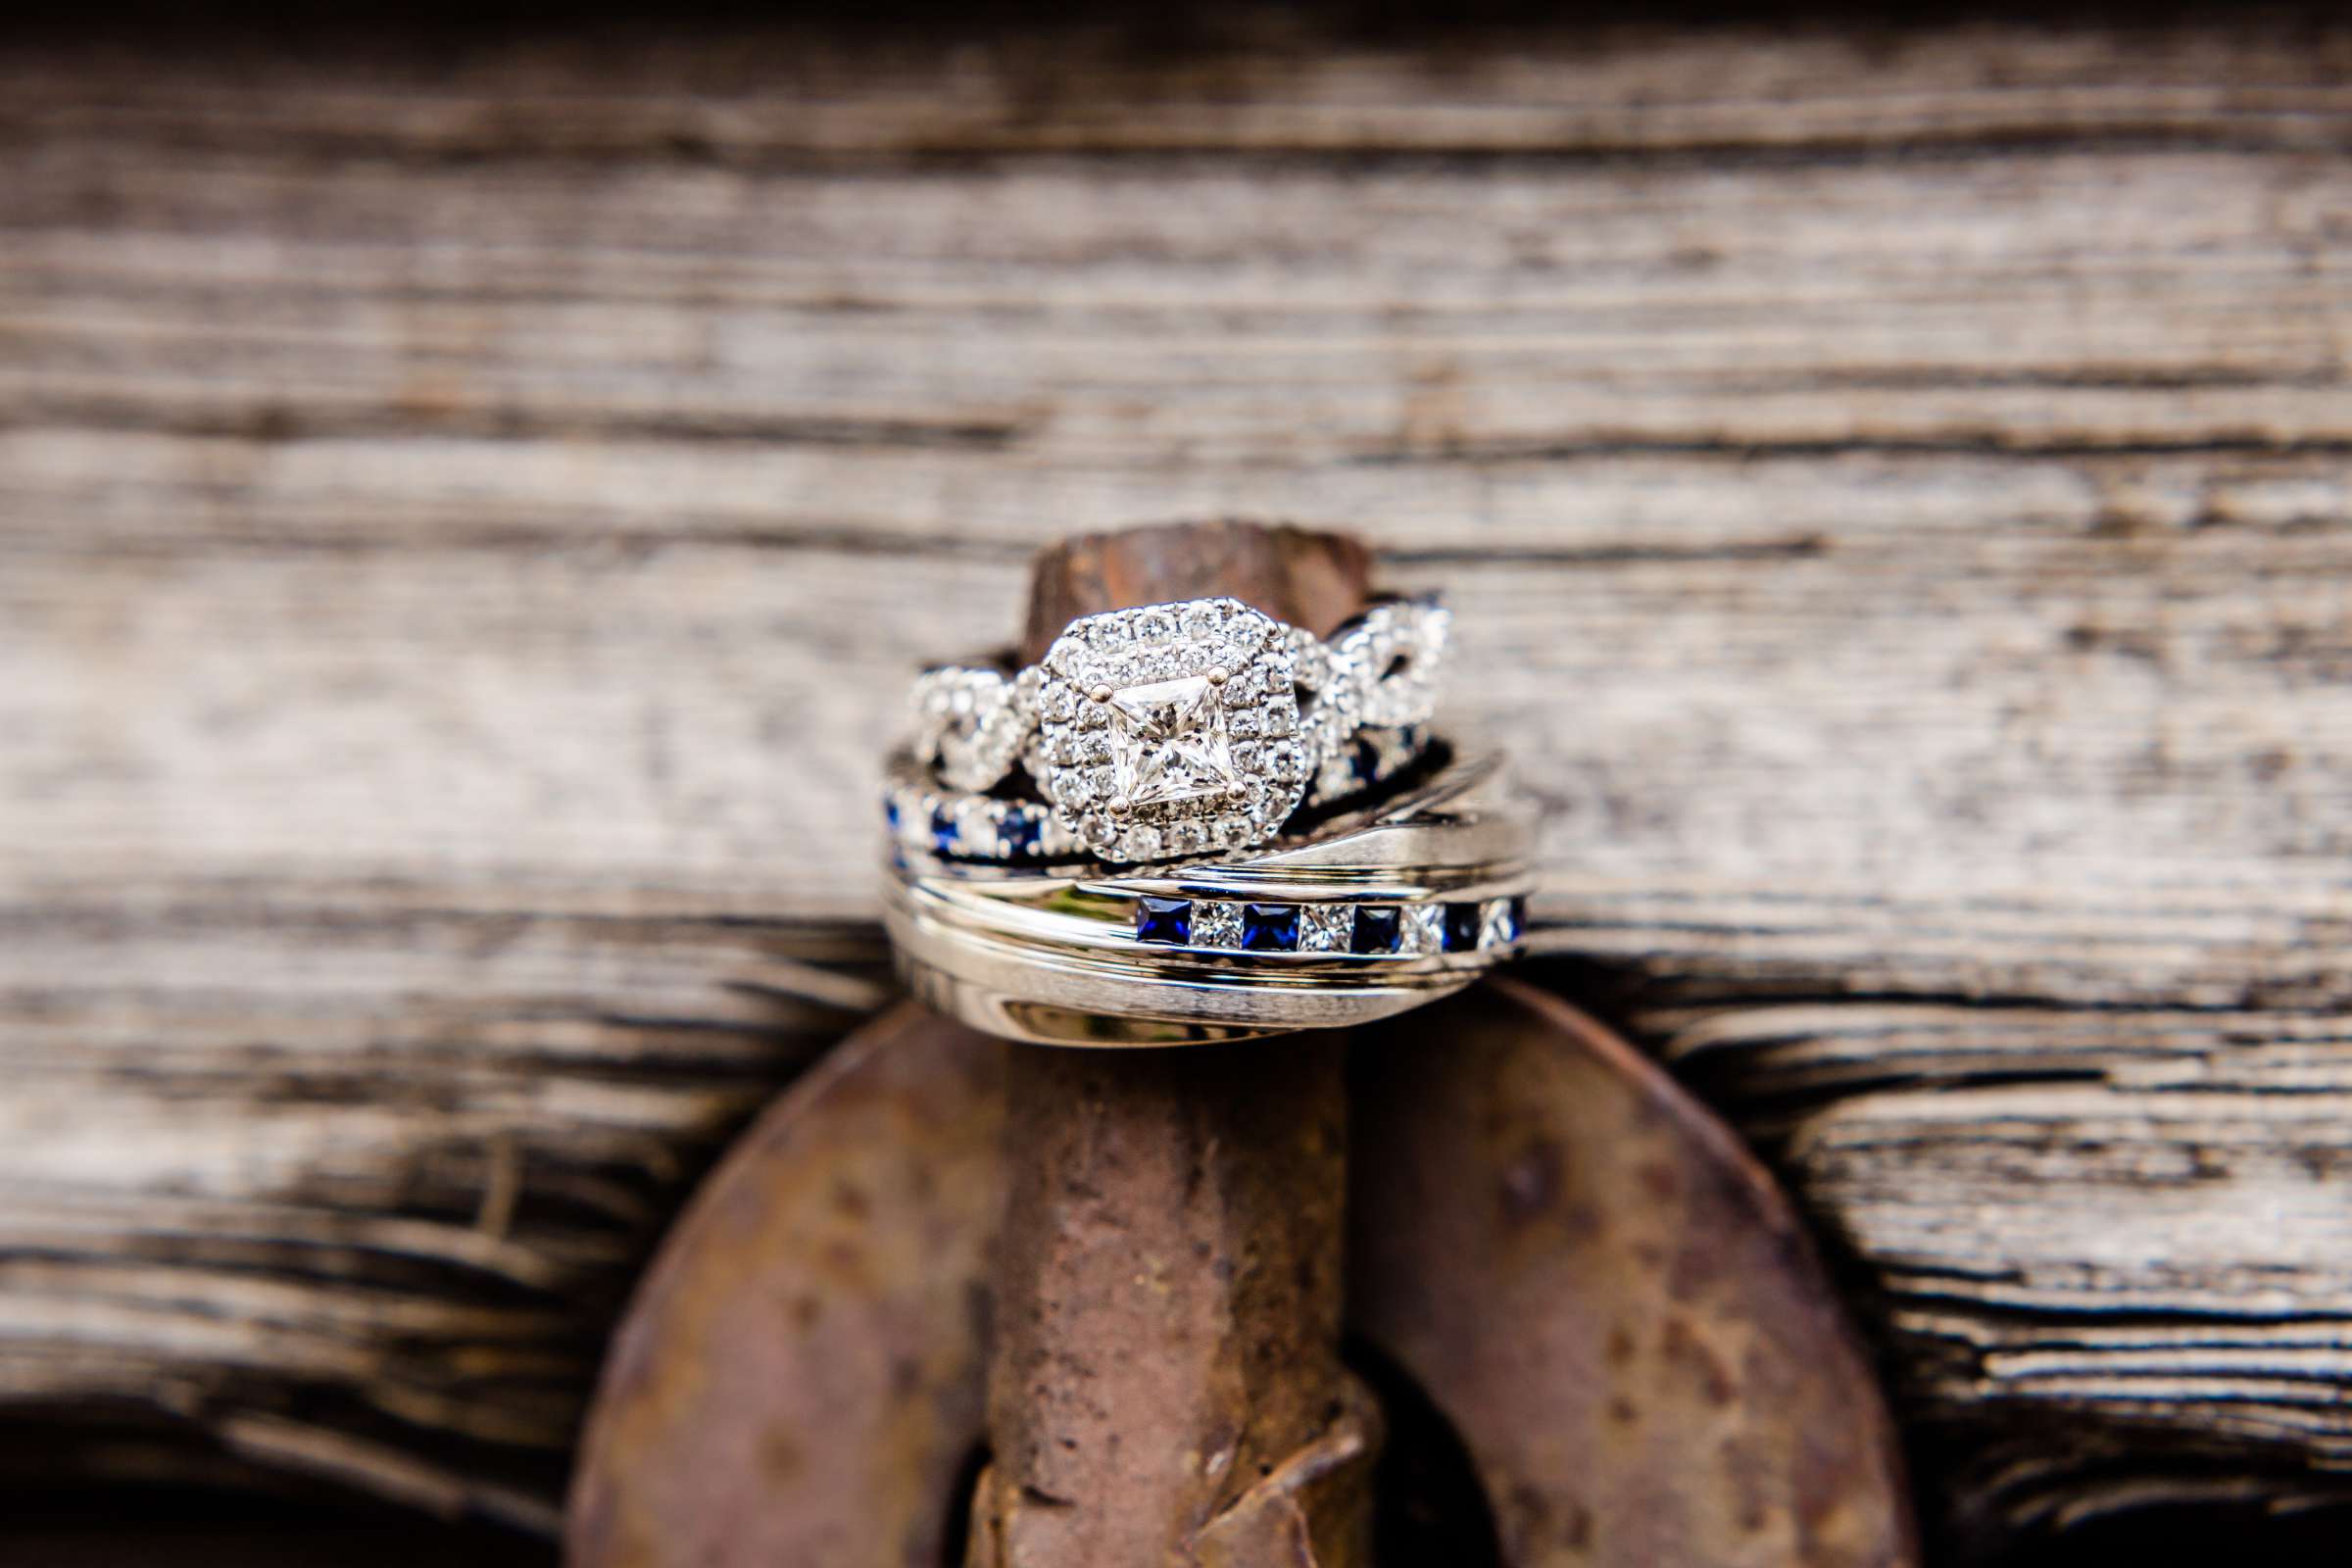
[1194,902,1244,947]
[1103,674,1242,810]
[1135,897,1194,945]
[998,811,1042,858]
[1299,905,1352,953]
[1351,905,1403,956]
[1240,904,1300,952]
[1480,896,1520,948]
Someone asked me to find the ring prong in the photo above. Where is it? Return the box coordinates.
[1206,667,1228,686]
[1089,684,1114,704]
[1106,794,1131,816]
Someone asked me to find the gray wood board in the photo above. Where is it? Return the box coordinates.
[2,11,2349,1540]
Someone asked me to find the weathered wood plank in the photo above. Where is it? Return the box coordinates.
[2,10,2349,1547]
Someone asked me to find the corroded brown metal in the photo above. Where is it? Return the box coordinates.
[565,1003,1003,1568]
[972,521,1384,1567]
[968,1041,1377,1567]
[1017,519,1376,659]
[564,979,1917,1566]
[1349,978,1920,1568]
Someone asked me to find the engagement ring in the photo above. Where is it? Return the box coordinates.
[900,596,1449,864]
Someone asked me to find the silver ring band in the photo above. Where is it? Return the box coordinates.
[883,748,1533,1047]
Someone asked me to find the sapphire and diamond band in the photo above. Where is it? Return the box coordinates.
[882,747,1536,1047]
[903,595,1449,865]
[1131,893,1525,956]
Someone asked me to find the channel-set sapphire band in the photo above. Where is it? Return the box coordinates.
[882,745,1535,1046]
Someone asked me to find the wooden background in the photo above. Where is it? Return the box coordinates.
[3,7,2350,1558]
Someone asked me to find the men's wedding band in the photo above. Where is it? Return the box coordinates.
[882,749,1535,1047]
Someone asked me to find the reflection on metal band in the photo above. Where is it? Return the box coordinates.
[883,750,1534,1047]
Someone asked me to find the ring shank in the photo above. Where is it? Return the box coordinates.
[884,750,1533,1047]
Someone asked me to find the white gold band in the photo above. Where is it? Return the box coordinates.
[883,748,1533,1047]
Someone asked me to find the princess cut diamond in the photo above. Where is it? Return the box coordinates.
[1104,674,1242,809]
[1299,905,1352,953]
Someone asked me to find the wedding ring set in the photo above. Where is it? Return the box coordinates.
[880,591,1534,1046]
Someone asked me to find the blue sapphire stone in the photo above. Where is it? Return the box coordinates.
[998,810,1041,858]
[1135,897,1194,946]
[1241,903,1300,952]
[1350,904,1402,956]
[930,807,959,856]
[884,797,902,833]
[1443,902,1483,953]
[1506,896,1528,942]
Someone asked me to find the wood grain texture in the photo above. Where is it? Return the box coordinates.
[2,7,2350,1546]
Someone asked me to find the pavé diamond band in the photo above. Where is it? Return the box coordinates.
[902,596,1449,865]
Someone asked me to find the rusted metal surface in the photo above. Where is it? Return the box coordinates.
[564,979,1916,1565]
[1350,978,1919,1568]
[565,1003,1003,1568]
[972,521,1383,1566]
[968,1041,1377,1567]
[1018,520,1376,660]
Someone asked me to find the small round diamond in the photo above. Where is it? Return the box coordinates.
[1337,600,1450,730]
[998,810,1043,859]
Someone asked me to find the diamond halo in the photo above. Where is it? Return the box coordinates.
[1036,598,1307,862]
